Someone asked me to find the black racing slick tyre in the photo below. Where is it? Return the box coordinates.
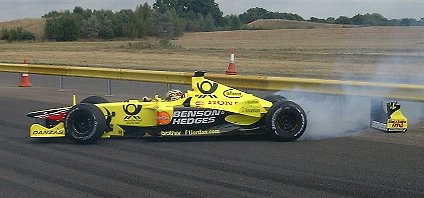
[265,100,307,142]
[264,95,287,103]
[65,103,106,144]
[81,96,108,104]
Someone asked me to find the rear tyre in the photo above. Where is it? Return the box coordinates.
[264,95,286,103]
[245,95,288,131]
[81,96,108,104]
[65,103,106,144]
[265,100,307,141]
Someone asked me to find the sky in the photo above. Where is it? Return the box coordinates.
[0,0,423,22]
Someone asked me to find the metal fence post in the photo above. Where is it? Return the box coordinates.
[58,76,64,91]
[166,83,172,93]
[106,79,113,96]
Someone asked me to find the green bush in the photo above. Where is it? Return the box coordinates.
[0,27,35,41]
[45,14,80,41]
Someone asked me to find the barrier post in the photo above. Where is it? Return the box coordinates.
[106,79,113,96]
[58,76,64,91]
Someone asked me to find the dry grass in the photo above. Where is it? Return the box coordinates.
[1,26,424,83]
[246,19,357,30]
[0,18,45,38]
[174,26,424,83]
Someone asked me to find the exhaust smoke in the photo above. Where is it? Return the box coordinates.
[280,45,424,140]
[276,91,424,141]
[276,91,369,140]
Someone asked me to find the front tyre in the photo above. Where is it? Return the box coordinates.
[265,100,307,141]
[65,103,106,144]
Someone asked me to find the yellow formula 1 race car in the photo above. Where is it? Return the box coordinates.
[27,71,307,144]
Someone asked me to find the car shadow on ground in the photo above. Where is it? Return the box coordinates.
[139,134,278,142]
[28,134,304,144]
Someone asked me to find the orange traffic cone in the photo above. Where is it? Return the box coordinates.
[226,48,237,75]
[19,58,32,87]
[19,73,32,87]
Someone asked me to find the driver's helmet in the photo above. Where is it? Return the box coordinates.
[166,89,184,101]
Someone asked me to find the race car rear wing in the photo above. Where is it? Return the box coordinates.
[370,100,407,132]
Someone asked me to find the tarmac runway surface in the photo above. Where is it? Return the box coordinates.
[0,72,423,197]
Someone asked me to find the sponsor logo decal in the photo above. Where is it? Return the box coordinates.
[208,101,239,106]
[196,81,218,98]
[123,104,142,123]
[161,130,181,136]
[156,111,171,125]
[195,101,204,107]
[172,110,224,125]
[32,129,64,135]
[160,129,221,136]
[249,100,258,104]
[196,95,218,99]
[185,129,221,135]
[389,120,406,128]
[197,81,218,94]
[223,89,243,98]
[240,108,260,113]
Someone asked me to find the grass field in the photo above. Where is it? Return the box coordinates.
[1,20,424,84]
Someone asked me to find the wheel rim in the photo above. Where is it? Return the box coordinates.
[72,111,94,137]
[277,107,299,132]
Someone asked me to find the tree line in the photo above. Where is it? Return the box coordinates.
[1,0,423,42]
[236,7,424,26]
[42,1,238,41]
[310,13,424,26]
[1,26,35,41]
